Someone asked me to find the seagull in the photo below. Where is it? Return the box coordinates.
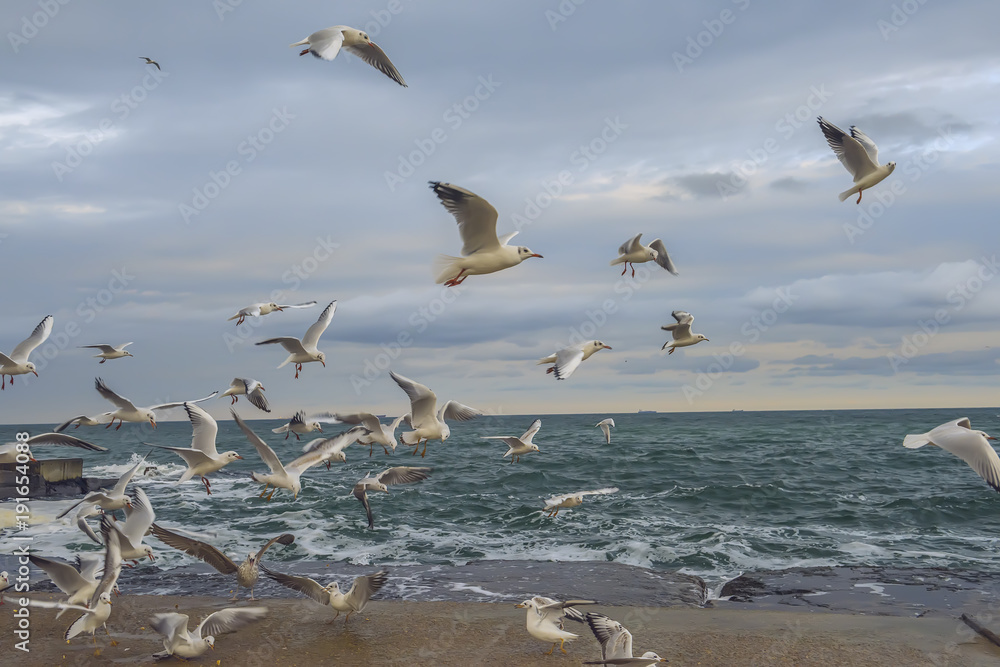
[151,607,268,659]
[661,311,708,354]
[0,432,106,463]
[139,56,160,70]
[538,340,612,380]
[610,234,678,278]
[228,300,317,326]
[147,402,244,495]
[429,181,542,286]
[107,487,156,565]
[817,116,896,204]
[352,466,431,529]
[256,300,335,378]
[334,412,407,456]
[54,414,112,431]
[272,410,324,440]
[0,315,52,389]
[904,418,1000,492]
[87,377,218,430]
[299,426,370,469]
[233,409,348,500]
[543,487,619,517]
[482,418,542,463]
[150,524,294,600]
[26,516,122,647]
[583,612,668,665]
[515,596,594,655]
[28,555,103,614]
[220,378,270,412]
[596,418,615,444]
[389,370,483,457]
[78,343,133,364]
[290,25,407,87]
[0,571,11,603]
[57,456,146,525]
[262,566,388,624]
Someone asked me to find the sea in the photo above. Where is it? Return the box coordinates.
[4,407,1000,615]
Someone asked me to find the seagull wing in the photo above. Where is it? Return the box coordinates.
[150,613,191,643]
[344,41,408,87]
[429,182,501,256]
[11,315,53,362]
[26,432,106,452]
[335,412,382,433]
[439,400,483,423]
[232,409,286,476]
[306,27,345,60]
[275,301,317,310]
[149,391,219,412]
[850,126,881,166]
[580,487,620,497]
[196,607,268,640]
[28,555,89,596]
[498,231,519,247]
[256,337,307,355]
[353,483,375,529]
[376,466,431,486]
[930,427,1000,493]
[79,344,117,353]
[553,347,585,380]
[112,457,146,496]
[260,565,330,604]
[599,423,611,444]
[122,487,156,547]
[390,371,438,425]
[301,301,336,350]
[585,612,633,660]
[618,233,643,256]
[95,377,138,411]
[184,403,219,456]
[519,419,542,443]
[817,117,878,181]
[246,382,270,413]
[345,570,388,608]
[648,239,678,275]
[254,533,295,562]
[149,523,237,574]
[94,518,123,601]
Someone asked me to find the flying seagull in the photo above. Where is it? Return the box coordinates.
[220,377,270,412]
[352,466,431,529]
[0,315,52,389]
[228,300,317,326]
[147,402,244,495]
[272,410,324,440]
[290,25,407,87]
[75,377,218,430]
[544,487,619,517]
[78,342,134,363]
[904,417,1000,492]
[610,234,678,277]
[255,300,335,378]
[139,56,160,70]
[0,432,106,464]
[538,340,612,380]
[389,370,483,457]
[482,418,542,464]
[817,116,895,203]
[661,310,708,354]
[262,566,388,623]
[151,607,268,659]
[595,418,615,444]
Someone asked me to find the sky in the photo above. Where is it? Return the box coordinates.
[1,0,999,425]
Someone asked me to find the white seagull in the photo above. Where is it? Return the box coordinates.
[28,554,103,614]
[0,315,52,389]
[78,342,133,364]
[272,410,324,440]
[150,524,294,601]
[817,116,896,204]
[256,300,335,378]
[584,612,668,665]
[147,402,244,495]
[151,607,268,659]
[228,300,317,326]
[0,432,106,464]
[352,466,432,529]
[538,340,612,380]
[108,487,157,564]
[430,181,542,287]
[220,377,270,412]
[262,567,388,624]
[57,457,146,543]
[482,418,542,464]
[596,418,615,444]
[516,596,593,655]
[299,426,370,469]
[661,310,708,354]
[610,234,678,278]
[81,377,218,430]
[904,418,1000,492]
[389,370,483,457]
[335,412,407,456]
[543,487,619,517]
[290,25,407,87]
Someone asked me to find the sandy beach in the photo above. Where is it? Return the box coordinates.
[3,594,999,666]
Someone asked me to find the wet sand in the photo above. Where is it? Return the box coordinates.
[3,594,999,666]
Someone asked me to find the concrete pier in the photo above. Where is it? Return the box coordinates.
[0,458,116,499]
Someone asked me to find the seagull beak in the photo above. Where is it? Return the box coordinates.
[515,603,525,608]
[530,253,543,258]
[31,370,38,377]
[988,436,997,441]
[149,553,155,561]
[320,360,326,367]
[150,419,157,429]
[603,345,613,350]
[236,454,244,459]
[276,306,284,311]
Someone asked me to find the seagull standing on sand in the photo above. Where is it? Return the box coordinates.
[272,411,324,440]
[150,524,294,600]
[335,412,407,456]
[220,378,270,412]
[79,343,133,363]
[661,311,708,354]
[151,607,268,659]
[228,301,316,326]
[147,403,244,495]
[79,377,218,430]
[516,596,594,655]
[139,56,160,70]
[352,467,431,529]
[543,487,619,517]
[817,116,895,204]
[256,300,335,378]
[583,612,668,665]
[904,418,1000,492]
[610,234,678,278]
[595,418,615,444]
[430,181,542,287]
[389,370,483,457]
[262,567,389,624]
[0,315,52,389]
[0,432,106,463]
[290,25,407,87]
[538,340,612,380]
[482,418,542,464]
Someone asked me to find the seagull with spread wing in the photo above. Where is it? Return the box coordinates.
[139,56,160,70]
[147,402,243,495]
[389,370,483,457]
[595,418,615,444]
[108,487,156,565]
[151,607,268,659]
[150,523,294,600]
[28,554,103,614]
[335,412,407,456]
[78,342,133,363]
[290,25,407,87]
[228,300,317,326]
[661,310,708,354]
[538,340,612,380]
[77,377,218,430]
[544,487,619,517]
[272,410,324,440]
[352,466,431,529]
[817,116,895,203]
[482,418,541,464]
[57,457,146,542]
[299,426,370,469]
[610,234,678,278]
[584,612,668,665]
[220,377,270,412]
[904,417,1000,492]
[516,596,594,655]
[262,566,388,624]
[430,181,542,287]
[255,300,335,378]
[0,432,106,464]
[0,315,52,389]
